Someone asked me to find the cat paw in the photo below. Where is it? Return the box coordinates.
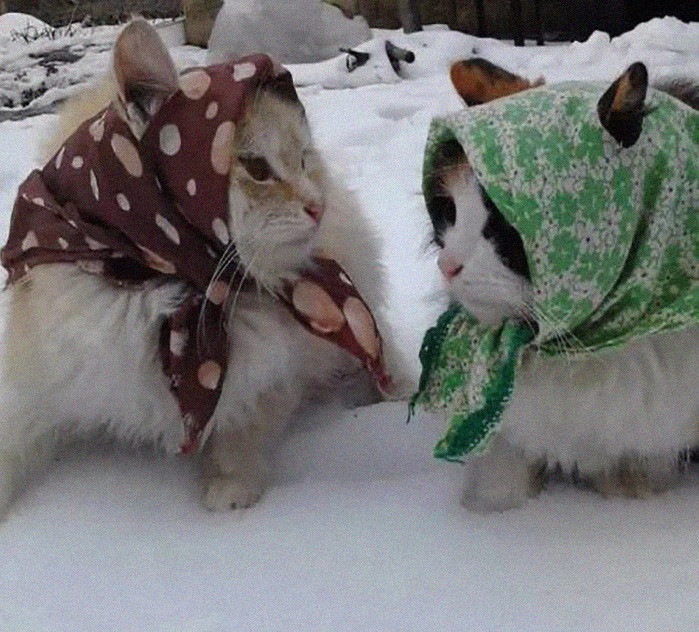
[588,457,676,499]
[203,475,264,511]
[589,470,656,499]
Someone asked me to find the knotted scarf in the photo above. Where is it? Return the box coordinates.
[2,56,391,453]
[412,82,698,461]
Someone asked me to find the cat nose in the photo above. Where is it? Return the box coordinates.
[438,254,463,280]
[304,204,324,223]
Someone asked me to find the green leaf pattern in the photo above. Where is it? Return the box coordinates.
[417,82,698,460]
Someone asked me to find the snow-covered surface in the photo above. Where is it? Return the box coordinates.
[208,0,371,64]
[0,12,50,39]
[0,18,192,116]
[0,16,697,632]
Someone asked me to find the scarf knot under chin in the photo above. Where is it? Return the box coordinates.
[413,82,698,462]
[1,56,391,454]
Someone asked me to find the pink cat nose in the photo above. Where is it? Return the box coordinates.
[304,204,324,223]
[438,255,463,281]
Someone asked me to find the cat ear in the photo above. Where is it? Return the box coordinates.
[450,58,541,106]
[597,62,648,148]
[270,71,302,105]
[113,17,179,124]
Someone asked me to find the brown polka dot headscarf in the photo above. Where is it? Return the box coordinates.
[1,55,391,454]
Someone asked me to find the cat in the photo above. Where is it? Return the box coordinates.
[0,18,403,517]
[427,59,698,511]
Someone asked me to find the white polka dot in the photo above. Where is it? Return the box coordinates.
[138,245,176,274]
[85,236,106,250]
[55,146,66,169]
[90,169,99,200]
[169,329,188,356]
[186,179,197,196]
[343,296,380,359]
[180,69,211,100]
[116,193,130,211]
[21,231,38,251]
[211,121,234,175]
[71,156,84,169]
[233,62,256,82]
[58,237,69,249]
[205,101,218,119]
[206,245,217,258]
[32,197,45,207]
[111,133,143,177]
[206,280,229,305]
[212,217,230,244]
[89,118,105,142]
[292,280,346,334]
[339,271,353,286]
[197,360,222,390]
[155,213,181,245]
[67,219,77,228]
[159,124,181,156]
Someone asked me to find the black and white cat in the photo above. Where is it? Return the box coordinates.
[428,60,698,511]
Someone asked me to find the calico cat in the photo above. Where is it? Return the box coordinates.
[427,59,698,511]
[0,19,401,516]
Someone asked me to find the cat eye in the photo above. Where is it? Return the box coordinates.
[238,156,275,182]
[427,194,456,248]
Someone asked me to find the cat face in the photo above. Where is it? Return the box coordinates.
[434,58,663,326]
[228,91,325,290]
[113,18,326,293]
[430,156,532,325]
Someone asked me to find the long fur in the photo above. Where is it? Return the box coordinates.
[439,162,698,512]
[0,20,403,516]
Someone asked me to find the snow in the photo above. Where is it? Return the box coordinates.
[208,0,372,64]
[0,12,50,40]
[0,16,697,632]
[0,18,193,116]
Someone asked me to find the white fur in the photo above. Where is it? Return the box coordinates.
[439,163,698,511]
[437,167,532,325]
[0,21,402,517]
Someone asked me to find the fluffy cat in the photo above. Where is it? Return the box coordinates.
[428,60,698,511]
[0,19,401,517]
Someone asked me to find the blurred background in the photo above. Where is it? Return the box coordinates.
[1,0,696,45]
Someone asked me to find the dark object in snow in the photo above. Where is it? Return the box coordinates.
[30,47,83,66]
[340,48,371,73]
[385,40,415,73]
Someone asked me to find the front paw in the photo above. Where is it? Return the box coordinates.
[203,475,264,511]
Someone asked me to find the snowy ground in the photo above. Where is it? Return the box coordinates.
[0,15,697,632]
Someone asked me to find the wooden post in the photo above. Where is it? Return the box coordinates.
[510,0,524,46]
[533,0,544,45]
[182,0,224,47]
[474,0,486,37]
[398,0,422,33]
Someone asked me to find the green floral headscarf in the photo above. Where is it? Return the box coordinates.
[412,82,698,462]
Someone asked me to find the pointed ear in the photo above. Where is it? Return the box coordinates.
[597,62,648,148]
[113,17,179,123]
[450,58,539,106]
